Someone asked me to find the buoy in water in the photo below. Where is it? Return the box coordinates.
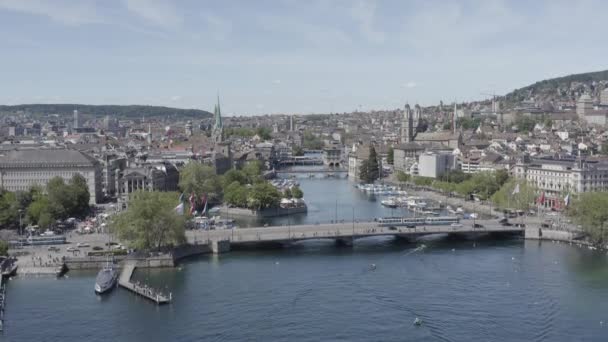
[370,263,376,270]
[414,317,423,326]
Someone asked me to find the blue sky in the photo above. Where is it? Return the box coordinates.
[0,0,607,115]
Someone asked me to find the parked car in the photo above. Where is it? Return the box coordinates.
[76,242,90,248]
[450,223,463,228]
[47,246,60,252]
[66,247,80,252]
[473,223,484,228]
[514,223,526,228]
[405,224,416,229]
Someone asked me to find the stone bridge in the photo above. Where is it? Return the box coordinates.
[186,218,527,252]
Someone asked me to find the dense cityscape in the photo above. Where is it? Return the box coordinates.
[1,1,608,341]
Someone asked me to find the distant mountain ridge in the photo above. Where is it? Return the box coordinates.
[0,104,212,120]
[503,69,608,106]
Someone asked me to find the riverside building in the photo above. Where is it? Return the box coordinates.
[0,149,102,204]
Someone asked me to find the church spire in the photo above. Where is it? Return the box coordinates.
[214,93,222,131]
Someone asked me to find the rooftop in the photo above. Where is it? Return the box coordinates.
[0,149,97,168]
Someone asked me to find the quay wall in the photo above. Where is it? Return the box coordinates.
[172,243,211,262]
[64,254,174,270]
[524,227,582,243]
[218,205,307,218]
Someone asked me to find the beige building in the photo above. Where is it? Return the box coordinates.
[514,157,608,208]
[0,149,102,204]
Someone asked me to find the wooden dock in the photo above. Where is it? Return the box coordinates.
[118,261,171,305]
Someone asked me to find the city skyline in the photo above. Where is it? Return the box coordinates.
[1,0,607,115]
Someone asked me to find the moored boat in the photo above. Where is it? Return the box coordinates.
[94,258,118,294]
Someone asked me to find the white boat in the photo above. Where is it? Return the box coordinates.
[381,198,398,208]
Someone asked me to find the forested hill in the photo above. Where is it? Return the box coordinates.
[503,69,608,105]
[0,104,212,120]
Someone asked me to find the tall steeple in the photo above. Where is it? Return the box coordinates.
[401,104,415,143]
[453,102,457,135]
[212,94,224,144]
[213,94,223,131]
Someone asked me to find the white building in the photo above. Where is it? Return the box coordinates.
[0,149,102,204]
[514,157,608,208]
[417,151,456,179]
[601,88,608,105]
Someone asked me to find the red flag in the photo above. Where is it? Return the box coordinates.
[537,192,545,205]
[189,192,196,215]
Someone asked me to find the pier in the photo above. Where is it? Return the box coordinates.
[118,261,171,305]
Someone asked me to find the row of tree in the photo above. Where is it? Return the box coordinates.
[0,175,90,230]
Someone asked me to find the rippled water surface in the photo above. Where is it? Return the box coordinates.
[4,239,608,341]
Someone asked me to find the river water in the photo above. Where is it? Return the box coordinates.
[4,169,608,341]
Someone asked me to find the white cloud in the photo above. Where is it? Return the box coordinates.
[0,0,102,26]
[124,0,183,28]
[272,79,281,85]
[402,81,417,88]
[349,0,385,44]
[170,95,182,101]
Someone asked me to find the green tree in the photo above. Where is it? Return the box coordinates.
[68,174,90,217]
[458,117,481,130]
[222,169,248,188]
[111,191,186,250]
[291,186,303,199]
[359,160,370,183]
[494,169,510,187]
[396,171,410,183]
[491,179,538,211]
[283,188,292,199]
[224,181,249,208]
[303,131,324,150]
[514,115,537,133]
[242,160,263,183]
[256,127,272,140]
[0,191,19,230]
[387,147,394,165]
[367,146,380,182]
[247,182,281,210]
[46,177,69,219]
[179,163,223,201]
[26,193,52,227]
[569,192,608,245]
[0,240,8,256]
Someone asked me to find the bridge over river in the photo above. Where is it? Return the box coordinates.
[275,168,348,174]
[186,218,529,251]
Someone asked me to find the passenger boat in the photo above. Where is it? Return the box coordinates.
[94,257,118,294]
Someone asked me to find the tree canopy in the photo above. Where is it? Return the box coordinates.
[491,179,538,211]
[568,192,608,245]
[0,175,92,230]
[111,191,186,250]
[179,163,223,201]
[303,131,324,150]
